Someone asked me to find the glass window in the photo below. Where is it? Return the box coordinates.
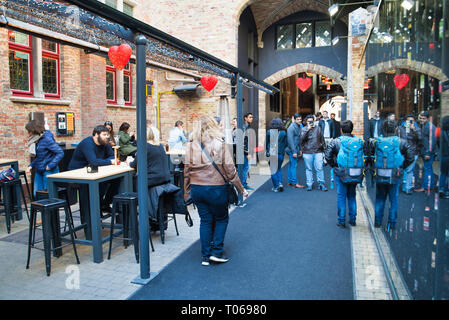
[9,49,31,92]
[42,57,58,94]
[105,0,117,9]
[315,21,332,47]
[123,2,133,16]
[106,70,116,102]
[124,74,130,103]
[42,40,57,53]
[8,31,29,46]
[276,25,293,50]
[296,23,313,48]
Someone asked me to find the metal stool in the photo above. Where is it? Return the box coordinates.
[0,179,29,233]
[26,198,80,276]
[157,193,179,244]
[109,192,154,262]
[18,170,33,202]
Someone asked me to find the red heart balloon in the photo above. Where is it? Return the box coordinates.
[108,44,132,71]
[393,74,409,90]
[200,76,218,92]
[296,77,312,92]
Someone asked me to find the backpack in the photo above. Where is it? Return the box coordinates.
[0,168,17,182]
[335,136,365,184]
[374,136,404,184]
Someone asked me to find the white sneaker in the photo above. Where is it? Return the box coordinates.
[209,255,229,263]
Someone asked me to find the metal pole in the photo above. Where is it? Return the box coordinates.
[236,74,244,205]
[132,34,151,284]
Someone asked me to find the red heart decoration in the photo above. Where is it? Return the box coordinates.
[108,44,132,71]
[393,73,409,90]
[296,77,312,92]
[200,76,218,92]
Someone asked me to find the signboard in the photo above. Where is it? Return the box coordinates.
[56,112,75,136]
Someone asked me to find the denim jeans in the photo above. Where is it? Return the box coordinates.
[33,167,59,196]
[375,182,400,226]
[242,155,250,188]
[439,156,449,192]
[402,155,418,192]
[287,152,298,185]
[270,154,284,188]
[335,176,357,224]
[303,153,325,187]
[191,184,229,258]
[421,154,435,189]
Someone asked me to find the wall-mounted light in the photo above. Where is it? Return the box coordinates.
[331,35,350,46]
[401,0,414,11]
[328,1,375,17]
[329,4,339,17]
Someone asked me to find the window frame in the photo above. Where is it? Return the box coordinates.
[123,63,132,105]
[8,32,33,97]
[106,66,117,104]
[42,41,61,99]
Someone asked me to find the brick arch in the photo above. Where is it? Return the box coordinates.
[366,59,449,82]
[257,63,347,142]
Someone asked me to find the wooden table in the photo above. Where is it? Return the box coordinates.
[47,165,134,263]
[0,158,23,220]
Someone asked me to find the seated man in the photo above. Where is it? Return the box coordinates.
[69,125,119,213]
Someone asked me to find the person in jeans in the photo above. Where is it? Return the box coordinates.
[242,112,255,190]
[300,114,327,191]
[439,115,449,199]
[285,113,305,188]
[366,120,414,231]
[266,118,287,192]
[398,114,422,194]
[25,120,64,196]
[415,111,437,192]
[184,116,248,266]
[369,111,383,139]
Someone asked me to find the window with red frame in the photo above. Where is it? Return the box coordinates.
[8,31,33,96]
[106,59,117,104]
[42,39,60,98]
[123,62,132,105]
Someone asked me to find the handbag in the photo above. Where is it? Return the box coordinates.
[200,142,240,207]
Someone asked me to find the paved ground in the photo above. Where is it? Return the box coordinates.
[0,160,395,300]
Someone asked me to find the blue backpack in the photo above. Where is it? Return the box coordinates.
[374,136,404,184]
[335,136,365,184]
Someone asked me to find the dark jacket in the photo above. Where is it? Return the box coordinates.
[420,121,438,157]
[300,125,325,154]
[332,120,341,138]
[30,130,64,174]
[398,123,422,156]
[266,129,287,156]
[441,130,449,158]
[243,122,252,156]
[130,143,171,187]
[319,119,335,139]
[324,133,353,168]
[147,183,188,221]
[285,122,302,155]
[365,135,414,169]
[369,118,384,139]
[68,136,114,170]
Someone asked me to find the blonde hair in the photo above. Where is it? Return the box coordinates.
[147,127,155,142]
[190,115,224,143]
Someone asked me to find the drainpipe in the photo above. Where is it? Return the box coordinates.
[157,91,174,137]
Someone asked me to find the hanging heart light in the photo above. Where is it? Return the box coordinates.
[108,44,132,71]
[296,77,312,92]
[393,73,409,90]
[200,76,218,92]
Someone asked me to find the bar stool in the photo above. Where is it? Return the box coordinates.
[108,192,154,262]
[0,179,29,233]
[157,193,179,244]
[26,198,80,276]
[18,170,33,202]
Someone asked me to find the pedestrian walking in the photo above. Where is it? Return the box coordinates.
[300,114,327,191]
[319,110,335,144]
[398,114,422,194]
[266,118,287,192]
[369,111,383,139]
[285,113,305,188]
[439,115,449,199]
[168,120,187,151]
[331,113,341,138]
[415,111,437,192]
[242,112,255,190]
[184,116,248,266]
[25,120,64,196]
[325,120,364,228]
[366,120,414,231]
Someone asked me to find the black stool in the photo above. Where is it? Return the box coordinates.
[109,192,154,262]
[18,170,33,202]
[26,198,80,276]
[0,179,29,233]
[157,193,179,244]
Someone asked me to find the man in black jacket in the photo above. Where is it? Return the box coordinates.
[369,111,383,139]
[330,113,341,138]
[398,114,422,194]
[319,111,335,144]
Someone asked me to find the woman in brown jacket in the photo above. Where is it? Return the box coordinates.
[184,116,248,266]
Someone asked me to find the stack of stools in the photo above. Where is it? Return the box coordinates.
[26,198,80,276]
[0,178,29,233]
[108,192,154,262]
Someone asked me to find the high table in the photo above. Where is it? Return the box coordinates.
[47,165,134,263]
[0,158,23,220]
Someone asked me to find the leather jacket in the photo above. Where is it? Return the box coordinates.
[184,138,245,195]
[300,125,325,154]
